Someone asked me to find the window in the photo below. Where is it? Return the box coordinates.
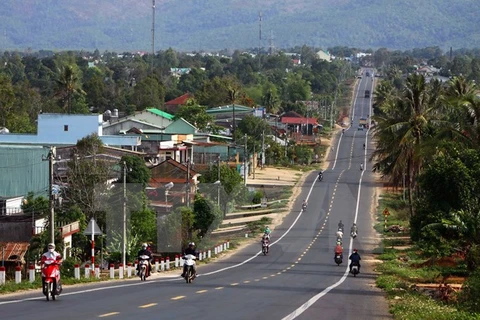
[64,125,69,131]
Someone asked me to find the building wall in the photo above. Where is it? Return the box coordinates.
[37,114,103,141]
[103,120,162,135]
[131,111,172,128]
[0,222,32,242]
[0,146,49,198]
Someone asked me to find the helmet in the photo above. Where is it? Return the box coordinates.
[353,223,357,226]
[353,248,358,252]
[47,243,55,249]
[142,243,148,249]
[189,242,195,247]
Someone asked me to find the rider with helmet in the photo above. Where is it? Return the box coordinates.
[137,243,153,277]
[349,249,361,273]
[181,242,198,277]
[351,223,358,236]
[264,226,271,238]
[41,243,62,291]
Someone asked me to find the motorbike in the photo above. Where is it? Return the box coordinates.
[42,259,62,301]
[318,174,323,181]
[138,255,150,281]
[183,254,196,283]
[302,203,307,210]
[351,262,360,277]
[334,254,343,265]
[262,239,269,255]
[351,231,357,239]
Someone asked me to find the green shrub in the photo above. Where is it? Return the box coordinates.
[252,191,264,204]
[61,257,81,278]
[459,269,480,313]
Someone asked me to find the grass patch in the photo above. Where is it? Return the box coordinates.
[246,217,272,236]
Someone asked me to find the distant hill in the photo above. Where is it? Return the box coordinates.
[1,0,479,52]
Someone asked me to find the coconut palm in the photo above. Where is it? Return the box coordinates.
[372,73,444,216]
[55,65,85,114]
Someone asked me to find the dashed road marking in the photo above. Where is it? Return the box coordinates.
[196,290,208,294]
[99,312,119,317]
[171,296,185,300]
[139,303,157,308]
[215,287,224,290]
[243,280,250,283]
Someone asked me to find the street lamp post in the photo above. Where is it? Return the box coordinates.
[42,147,56,245]
[122,161,127,270]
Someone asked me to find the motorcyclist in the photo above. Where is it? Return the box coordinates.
[360,163,364,171]
[40,243,62,290]
[363,143,365,150]
[338,220,344,231]
[302,199,308,208]
[137,243,153,277]
[342,128,345,134]
[336,229,343,240]
[351,223,358,236]
[318,170,323,180]
[349,249,361,273]
[264,226,271,238]
[261,233,270,253]
[181,242,198,277]
[334,243,343,259]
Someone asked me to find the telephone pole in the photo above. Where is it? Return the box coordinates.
[186,160,191,207]
[122,161,127,269]
[42,147,56,244]
[244,134,247,186]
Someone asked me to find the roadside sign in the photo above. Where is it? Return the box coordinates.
[84,218,103,236]
[383,208,390,216]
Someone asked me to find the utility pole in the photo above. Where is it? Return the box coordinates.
[217,156,221,207]
[186,159,190,207]
[261,129,265,168]
[258,11,262,71]
[122,161,127,269]
[42,147,55,244]
[243,134,247,186]
[151,0,156,75]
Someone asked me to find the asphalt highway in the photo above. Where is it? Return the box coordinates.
[0,71,391,320]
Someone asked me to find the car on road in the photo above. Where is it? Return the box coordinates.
[358,125,364,131]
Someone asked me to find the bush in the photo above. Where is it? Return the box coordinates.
[252,191,264,204]
[61,257,81,278]
[459,269,480,313]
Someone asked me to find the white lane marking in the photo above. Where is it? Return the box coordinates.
[0,173,320,306]
[282,78,369,320]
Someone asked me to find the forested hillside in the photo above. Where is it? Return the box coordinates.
[0,0,479,51]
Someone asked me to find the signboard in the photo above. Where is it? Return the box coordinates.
[383,208,390,216]
[84,218,103,236]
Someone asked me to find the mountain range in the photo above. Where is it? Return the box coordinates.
[1,0,479,52]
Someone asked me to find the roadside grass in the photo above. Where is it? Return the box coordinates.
[374,192,479,319]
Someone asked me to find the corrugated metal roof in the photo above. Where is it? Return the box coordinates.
[146,108,175,120]
[0,242,30,261]
[0,146,49,197]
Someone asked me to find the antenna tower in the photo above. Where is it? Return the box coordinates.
[269,30,275,55]
[258,12,262,70]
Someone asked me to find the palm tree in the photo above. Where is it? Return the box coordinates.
[443,76,480,149]
[55,65,85,113]
[372,74,443,216]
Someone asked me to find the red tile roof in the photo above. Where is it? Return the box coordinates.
[165,93,193,106]
[281,117,318,125]
[0,242,30,262]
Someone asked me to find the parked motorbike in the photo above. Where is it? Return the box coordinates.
[138,255,150,281]
[351,262,360,277]
[183,254,196,283]
[334,254,343,266]
[42,259,62,301]
[262,239,269,255]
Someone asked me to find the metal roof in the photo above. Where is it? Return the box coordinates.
[146,108,175,120]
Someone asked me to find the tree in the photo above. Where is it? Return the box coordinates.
[55,65,86,114]
[371,74,443,216]
[174,99,215,132]
[0,74,15,127]
[65,134,112,221]
[130,75,165,110]
[120,155,150,187]
[193,194,222,237]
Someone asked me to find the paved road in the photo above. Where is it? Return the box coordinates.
[0,71,391,320]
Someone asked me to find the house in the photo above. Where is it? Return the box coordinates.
[0,114,140,149]
[281,111,320,142]
[147,158,200,213]
[165,118,197,135]
[165,93,193,114]
[206,105,254,134]
[316,50,332,62]
[103,108,174,135]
